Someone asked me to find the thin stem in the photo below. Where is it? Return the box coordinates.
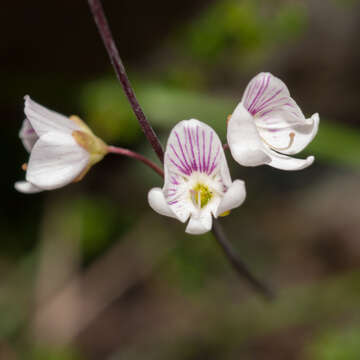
[212,219,274,301]
[88,0,273,301]
[88,0,164,163]
[107,146,164,178]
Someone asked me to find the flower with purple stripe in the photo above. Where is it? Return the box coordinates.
[148,119,246,235]
[227,72,319,171]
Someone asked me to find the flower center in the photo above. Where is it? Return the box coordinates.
[190,183,213,209]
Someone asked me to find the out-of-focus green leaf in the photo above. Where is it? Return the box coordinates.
[174,0,308,66]
[307,121,360,167]
[29,346,83,360]
[304,326,360,360]
[79,78,140,144]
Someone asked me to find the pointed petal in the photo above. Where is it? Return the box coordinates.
[227,103,271,167]
[14,181,43,194]
[164,119,230,221]
[266,150,314,171]
[26,132,89,190]
[24,96,80,137]
[148,188,178,219]
[215,180,246,217]
[185,212,213,235]
[19,118,38,152]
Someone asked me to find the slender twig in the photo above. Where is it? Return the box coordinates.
[88,0,164,162]
[88,0,273,301]
[107,146,164,178]
[212,220,274,301]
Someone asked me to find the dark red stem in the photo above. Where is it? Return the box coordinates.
[107,146,164,178]
[88,0,164,163]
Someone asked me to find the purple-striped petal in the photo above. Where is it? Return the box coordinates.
[241,72,320,155]
[227,72,320,168]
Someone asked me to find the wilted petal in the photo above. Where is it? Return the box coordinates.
[148,187,178,219]
[19,118,38,152]
[227,103,271,167]
[24,96,80,137]
[26,131,89,190]
[185,212,212,235]
[14,181,43,194]
[216,180,246,217]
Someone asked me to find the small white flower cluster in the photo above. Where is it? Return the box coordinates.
[16,73,319,235]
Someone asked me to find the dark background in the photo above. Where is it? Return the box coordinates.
[1,1,360,359]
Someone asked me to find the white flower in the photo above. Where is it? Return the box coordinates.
[15,96,108,193]
[227,72,319,171]
[148,119,246,235]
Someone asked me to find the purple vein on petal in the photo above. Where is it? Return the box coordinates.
[183,127,194,172]
[168,155,189,175]
[196,126,202,173]
[206,131,213,173]
[175,131,192,172]
[248,74,268,114]
[170,144,190,174]
[209,145,220,174]
[202,129,206,174]
[255,87,283,114]
[187,127,197,171]
[171,176,180,185]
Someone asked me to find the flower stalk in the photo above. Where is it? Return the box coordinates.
[107,146,164,177]
[88,0,164,163]
[212,220,274,301]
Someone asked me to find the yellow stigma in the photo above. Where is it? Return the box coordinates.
[190,183,213,208]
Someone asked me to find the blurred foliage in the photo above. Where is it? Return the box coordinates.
[28,347,82,360]
[177,0,307,67]
[305,326,360,360]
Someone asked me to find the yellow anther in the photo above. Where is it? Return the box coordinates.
[226,114,232,125]
[21,163,28,171]
[219,210,231,217]
[190,183,213,208]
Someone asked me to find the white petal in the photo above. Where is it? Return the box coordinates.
[242,72,303,123]
[185,212,213,235]
[257,112,319,155]
[26,132,89,190]
[14,181,43,194]
[164,119,230,221]
[215,180,246,217]
[266,150,314,171]
[24,96,80,137]
[19,118,38,152]
[148,188,178,219]
[227,103,271,167]
[242,73,319,156]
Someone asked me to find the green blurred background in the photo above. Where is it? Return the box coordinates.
[2,0,360,359]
